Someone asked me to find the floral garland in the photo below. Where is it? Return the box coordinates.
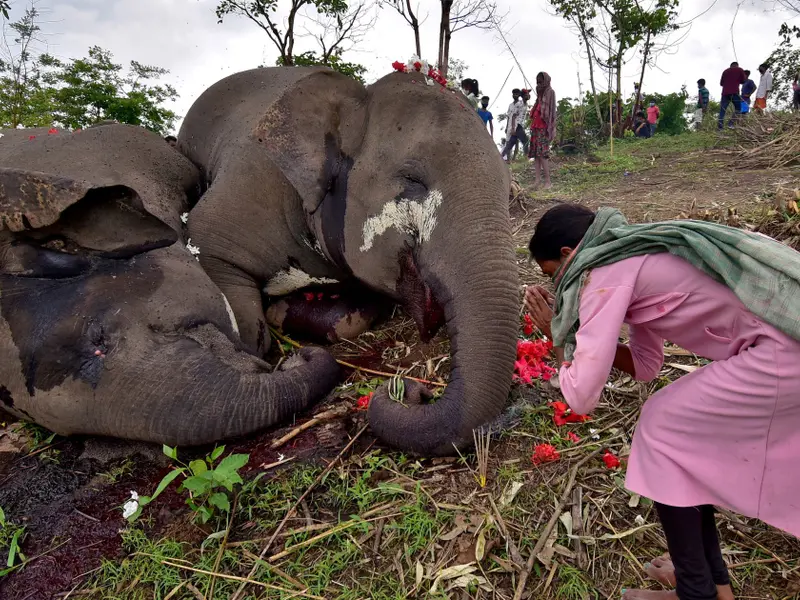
[391,55,448,88]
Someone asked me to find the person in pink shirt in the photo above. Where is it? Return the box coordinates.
[524,204,800,600]
[646,100,660,136]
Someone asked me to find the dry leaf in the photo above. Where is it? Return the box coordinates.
[430,564,477,593]
[415,561,424,587]
[666,362,699,373]
[499,481,524,508]
[628,493,641,508]
[448,574,492,592]
[559,512,573,537]
[475,531,486,562]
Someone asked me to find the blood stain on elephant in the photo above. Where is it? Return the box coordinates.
[1,253,160,395]
[360,189,443,252]
[0,385,14,407]
[318,133,354,274]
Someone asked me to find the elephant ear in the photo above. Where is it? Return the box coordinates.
[254,69,368,215]
[0,167,178,258]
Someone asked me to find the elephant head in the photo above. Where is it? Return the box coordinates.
[0,124,338,445]
[180,68,519,455]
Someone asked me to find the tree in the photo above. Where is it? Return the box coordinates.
[0,4,55,128]
[437,0,498,78]
[549,0,680,135]
[50,46,178,134]
[1,1,10,20]
[381,0,422,57]
[767,23,800,107]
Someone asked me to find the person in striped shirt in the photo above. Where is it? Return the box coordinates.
[695,79,710,130]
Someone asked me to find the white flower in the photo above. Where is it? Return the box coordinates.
[122,491,139,519]
[278,453,285,462]
[590,428,600,440]
[186,238,200,260]
[180,212,189,224]
[635,515,646,526]
[419,59,429,74]
[0,133,4,139]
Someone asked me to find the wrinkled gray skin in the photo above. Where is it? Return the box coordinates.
[0,125,338,445]
[180,67,518,455]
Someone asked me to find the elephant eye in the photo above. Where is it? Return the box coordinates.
[399,174,428,201]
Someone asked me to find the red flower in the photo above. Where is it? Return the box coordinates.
[355,392,373,411]
[392,61,407,72]
[532,443,560,465]
[551,401,590,426]
[28,135,36,141]
[566,431,581,444]
[304,292,315,302]
[413,61,422,71]
[602,450,621,469]
[48,128,58,134]
[317,293,324,300]
[513,339,556,384]
[523,314,534,336]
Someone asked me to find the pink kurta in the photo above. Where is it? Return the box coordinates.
[559,253,800,537]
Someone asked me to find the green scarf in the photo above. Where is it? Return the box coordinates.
[551,207,800,360]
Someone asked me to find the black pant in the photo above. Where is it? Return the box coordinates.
[655,503,731,600]
[718,93,742,129]
[502,124,529,160]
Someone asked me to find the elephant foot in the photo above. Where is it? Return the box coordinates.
[266,285,388,345]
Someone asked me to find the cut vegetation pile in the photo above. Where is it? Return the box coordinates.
[725,113,800,170]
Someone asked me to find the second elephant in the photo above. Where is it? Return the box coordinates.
[179,67,519,456]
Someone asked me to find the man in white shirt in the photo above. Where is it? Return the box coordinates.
[754,63,773,113]
[501,89,528,163]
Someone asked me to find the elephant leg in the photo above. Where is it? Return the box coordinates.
[266,285,389,345]
[202,254,270,355]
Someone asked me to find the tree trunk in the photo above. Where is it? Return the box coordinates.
[577,14,603,125]
[438,0,453,74]
[615,41,623,135]
[406,0,422,57]
[633,30,652,119]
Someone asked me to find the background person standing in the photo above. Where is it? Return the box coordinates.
[741,70,757,114]
[646,100,660,136]
[695,79,710,129]
[528,72,556,189]
[754,64,773,113]
[477,96,494,136]
[718,61,745,129]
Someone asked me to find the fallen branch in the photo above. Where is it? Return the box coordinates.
[270,406,349,449]
[230,424,368,600]
[512,449,601,600]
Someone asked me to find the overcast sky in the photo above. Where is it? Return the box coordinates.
[7,0,797,136]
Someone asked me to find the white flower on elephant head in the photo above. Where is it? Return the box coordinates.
[186,239,201,260]
[180,212,189,224]
[122,491,140,519]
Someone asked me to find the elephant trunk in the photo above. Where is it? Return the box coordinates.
[367,182,519,456]
[94,326,340,446]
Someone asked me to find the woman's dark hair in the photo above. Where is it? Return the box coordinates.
[461,78,479,96]
[528,204,595,261]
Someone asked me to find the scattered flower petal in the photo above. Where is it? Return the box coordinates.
[180,212,189,224]
[566,431,581,444]
[532,443,560,465]
[355,392,373,411]
[48,128,58,134]
[635,514,646,526]
[522,314,534,336]
[602,450,621,469]
[551,401,591,426]
[304,292,315,302]
[590,428,600,440]
[122,491,139,518]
